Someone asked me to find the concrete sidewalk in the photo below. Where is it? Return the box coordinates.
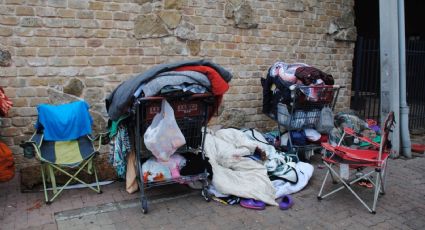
[1,154,424,230]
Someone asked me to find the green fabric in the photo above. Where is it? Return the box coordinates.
[359,136,381,147]
[108,115,129,138]
[54,140,83,165]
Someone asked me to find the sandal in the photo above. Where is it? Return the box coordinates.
[240,199,266,210]
[277,195,294,210]
[358,180,373,188]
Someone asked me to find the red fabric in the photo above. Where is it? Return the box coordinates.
[319,134,328,143]
[0,141,15,182]
[173,66,229,95]
[0,87,13,117]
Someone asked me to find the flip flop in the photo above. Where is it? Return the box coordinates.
[240,199,266,210]
[278,195,294,210]
[358,180,373,188]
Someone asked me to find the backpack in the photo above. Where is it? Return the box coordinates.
[0,141,15,182]
[316,106,334,134]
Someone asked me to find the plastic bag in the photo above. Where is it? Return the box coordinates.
[144,99,186,161]
[316,106,334,134]
[277,103,290,126]
[141,154,186,183]
[142,157,172,183]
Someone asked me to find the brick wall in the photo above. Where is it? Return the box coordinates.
[0,0,355,169]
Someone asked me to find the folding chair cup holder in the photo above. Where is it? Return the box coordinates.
[317,112,395,214]
[21,101,106,204]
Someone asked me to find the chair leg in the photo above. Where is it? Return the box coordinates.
[93,163,102,194]
[380,162,388,195]
[318,168,330,199]
[371,171,381,214]
[329,166,338,184]
[47,165,58,195]
[40,164,50,204]
[51,158,101,193]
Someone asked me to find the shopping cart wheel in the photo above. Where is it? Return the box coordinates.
[201,188,211,202]
[142,198,148,214]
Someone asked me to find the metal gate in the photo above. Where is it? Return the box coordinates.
[351,36,425,130]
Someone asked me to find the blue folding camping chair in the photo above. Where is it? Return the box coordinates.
[21,100,105,203]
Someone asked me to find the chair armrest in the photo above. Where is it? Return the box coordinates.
[89,132,110,152]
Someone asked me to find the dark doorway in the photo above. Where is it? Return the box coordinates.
[351,0,425,130]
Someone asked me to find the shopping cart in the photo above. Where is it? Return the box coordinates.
[276,85,343,160]
[132,93,216,214]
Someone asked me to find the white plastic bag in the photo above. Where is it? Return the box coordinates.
[144,99,186,161]
[316,106,334,134]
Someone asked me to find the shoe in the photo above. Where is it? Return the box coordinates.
[278,195,294,210]
[240,199,266,210]
[358,180,373,188]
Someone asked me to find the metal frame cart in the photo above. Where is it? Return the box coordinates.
[276,85,343,160]
[132,93,215,214]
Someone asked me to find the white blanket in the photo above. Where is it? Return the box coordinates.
[204,129,278,206]
[272,161,314,198]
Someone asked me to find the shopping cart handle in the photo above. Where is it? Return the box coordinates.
[289,84,344,90]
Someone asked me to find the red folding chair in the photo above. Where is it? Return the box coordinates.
[317,111,395,214]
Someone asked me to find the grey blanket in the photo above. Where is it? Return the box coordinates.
[137,71,211,97]
[106,59,232,121]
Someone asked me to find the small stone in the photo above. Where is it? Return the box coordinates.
[283,0,304,12]
[233,2,258,29]
[0,27,13,36]
[225,0,243,18]
[334,9,355,29]
[174,21,197,40]
[47,88,81,105]
[21,17,42,27]
[90,110,107,133]
[328,22,338,34]
[334,27,357,42]
[84,88,104,106]
[63,78,84,97]
[158,11,181,29]
[134,14,169,39]
[0,49,12,67]
[87,39,102,47]
[164,0,181,9]
[187,40,201,56]
[161,37,188,55]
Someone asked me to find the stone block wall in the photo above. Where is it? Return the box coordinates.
[0,0,355,169]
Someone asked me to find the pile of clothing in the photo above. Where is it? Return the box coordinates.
[106,59,232,121]
[329,112,381,148]
[0,87,14,182]
[261,61,334,119]
[204,128,314,210]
